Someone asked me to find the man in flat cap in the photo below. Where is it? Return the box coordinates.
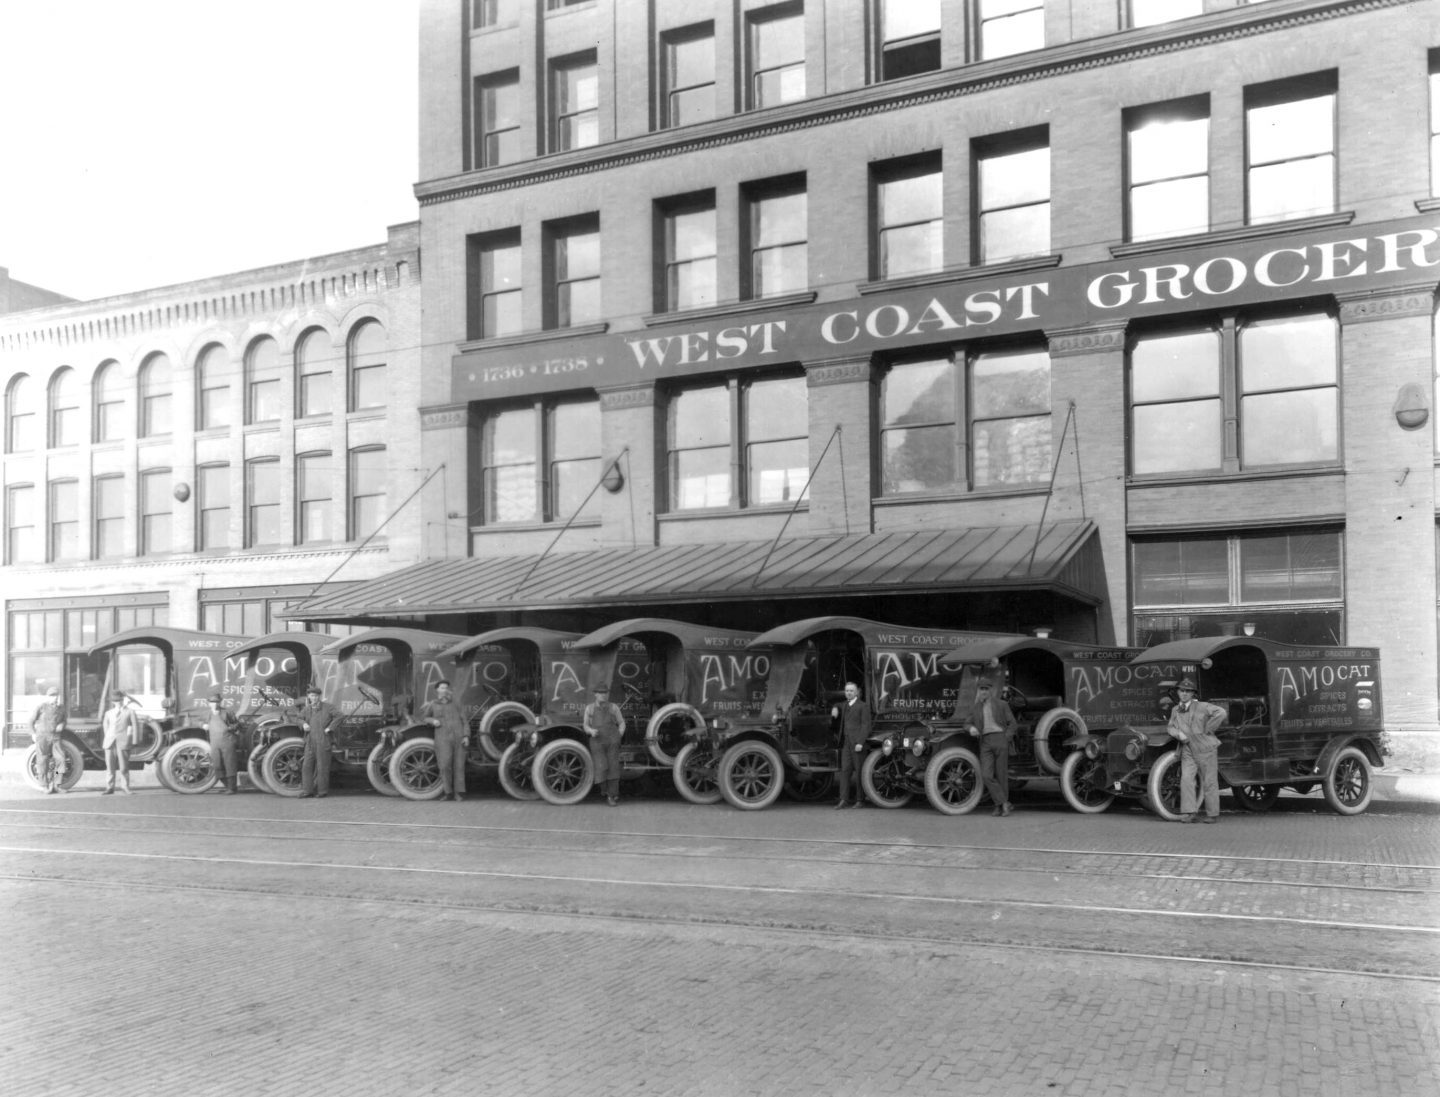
[30,685,67,793]
[298,684,339,798]
[583,684,625,805]
[965,677,1018,816]
[101,690,139,795]
[1167,677,1226,823]
[205,691,239,794]
[419,679,468,801]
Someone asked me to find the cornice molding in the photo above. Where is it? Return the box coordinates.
[418,0,1411,209]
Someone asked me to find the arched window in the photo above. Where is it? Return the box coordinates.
[348,321,387,412]
[296,329,332,418]
[93,361,124,443]
[5,374,36,453]
[246,336,283,423]
[49,368,79,448]
[139,353,173,437]
[197,345,231,430]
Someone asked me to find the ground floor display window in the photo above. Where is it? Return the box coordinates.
[1131,528,1343,646]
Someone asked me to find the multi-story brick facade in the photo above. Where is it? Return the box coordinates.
[331,0,1439,761]
[0,224,424,735]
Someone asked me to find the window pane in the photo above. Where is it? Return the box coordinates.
[1130,117,1207,184]
[484,292,524,337]
[671,258,717,310]
[882,425,957,492]
[973,415,1050,487]
[560,280,602,326]
[884,359,953,427]
[674,447,731,508]
[747,376,807,442]
[883,0,939,40]
[748,439,809,504]
[1241,389,1337,467]
[1132,401,1223,474]
[1248,156,1334,223]
[1239,532,1341,603]
[980,146,1049,208]
[557,232,599,279]
[551,401,599,461]
[880,173,941,225]
[754,244,806,297]
[980,3,1043,60]
[973,349,1050,418]
[1130,176,1209,241]
[980,204,1049,263]
[1131,330,1219,402]
[1240,315,1335,391]
[672,209,715,259]
[1249,96,1333,163]
[553,457,601,518]
[674,386,730,449]
[881,223,942,278]
[1133,539,1229,606]
[671,33,714,86]
[1131,0,1202,26]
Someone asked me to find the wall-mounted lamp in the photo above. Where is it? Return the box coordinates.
[173,482,191,503]
[1242,622,1256,637]
[601,459,625,494]
[1394,383,1430,430]
[1032,627,1052,639]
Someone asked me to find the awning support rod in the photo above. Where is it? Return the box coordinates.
[512,448,629,597]
[1026,401,1078,577]
[751,425,842,588]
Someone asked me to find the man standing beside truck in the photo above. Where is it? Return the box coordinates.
[31,685,67,793]
[1167,677,1226,824]
[298,684,339,798]
[419,679,468,801]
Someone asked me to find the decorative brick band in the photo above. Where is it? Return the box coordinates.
[1046,323,1129,358]
[1336,285,1438,325]
[805,358,874,388]
[420,405,469,431]
[600,385,656,410]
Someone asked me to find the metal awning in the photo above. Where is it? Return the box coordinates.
[281,520,1103,623]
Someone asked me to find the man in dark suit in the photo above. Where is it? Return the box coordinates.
[833,681,872,809]
[298,684,339,798]
[965,677,1018,816]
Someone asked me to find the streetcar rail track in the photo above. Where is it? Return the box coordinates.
[4,868,1437,985]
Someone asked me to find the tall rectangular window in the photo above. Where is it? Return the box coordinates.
[477,230,523,338]
[297,453,332,545]
[1430,54,1440,198]
[662,196,717,311]
[480,400,601,525]
[93,476,125,560]
[296,330,332,418]
[348,322,387,413]
[477,71,522,168]
[198,464,230,551]
[878,0,939,80]
[1129,311,1338,477]
[48,480,78,561]
[50,371,78,448]
[880,347,1051,494]
[1132,530,1343,647]
[746,178,807,299]
[748,5,805,108]
[349,447,387,541]
[246,338,283,424]
[483,406,538,523]
[93,365,125,443]
[1126,97,1209,242]
[548,400,601,521]
[975,130,1049,264]
[246,459,282,548]
[551,54,598,151]
[875,157,942,280]
[474,0,514,29]
[139,469,171,557]
[666,376,809,511]
[978,0,1044,61]
[6,484,37,564]
[1246,73,1336,225]
[198,346,230,431]
[549,218,601,328]
[662,24,715,128]
[1129,0,1201,27]
[139,355,173,437]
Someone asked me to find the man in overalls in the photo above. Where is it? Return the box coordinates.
[419,679,468,801]
[298,684,339,798]
[583,685,625,805]
[31,684,67,793]
[205,691,239,794]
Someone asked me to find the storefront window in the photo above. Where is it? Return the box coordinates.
[1132,530,1344,645]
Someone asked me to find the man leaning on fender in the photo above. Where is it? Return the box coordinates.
[1166,676,1226,824]
[965,678,1017,816]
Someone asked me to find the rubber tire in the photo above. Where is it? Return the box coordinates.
[261,738,307,798]
[1032,707,1087,776]
[923,745,984,815]
[159,739,218,795]
[532,739,594,806]
[1059,751,1115,814]
[130,719,166,763]
[1322,745,1374,816]
[783,771,836,803]
[672,740,723,804]
[498,742,540,800]
[366,740,401,796]
[718,741,785,811]
[388,737,446,801]
[1145,750,1185,821]
[246,747,273,793]
[478,701,535,762]
[24,740,85,792]
[646,702,705,766]
[1231,783,1281,812]
[860,748,913,809]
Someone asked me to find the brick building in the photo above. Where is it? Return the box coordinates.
[0,224,425,734]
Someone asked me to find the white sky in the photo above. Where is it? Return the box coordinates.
[0,0,420,303]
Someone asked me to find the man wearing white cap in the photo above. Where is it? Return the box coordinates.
[30,685,67,793]
[1167,677,1226,823]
